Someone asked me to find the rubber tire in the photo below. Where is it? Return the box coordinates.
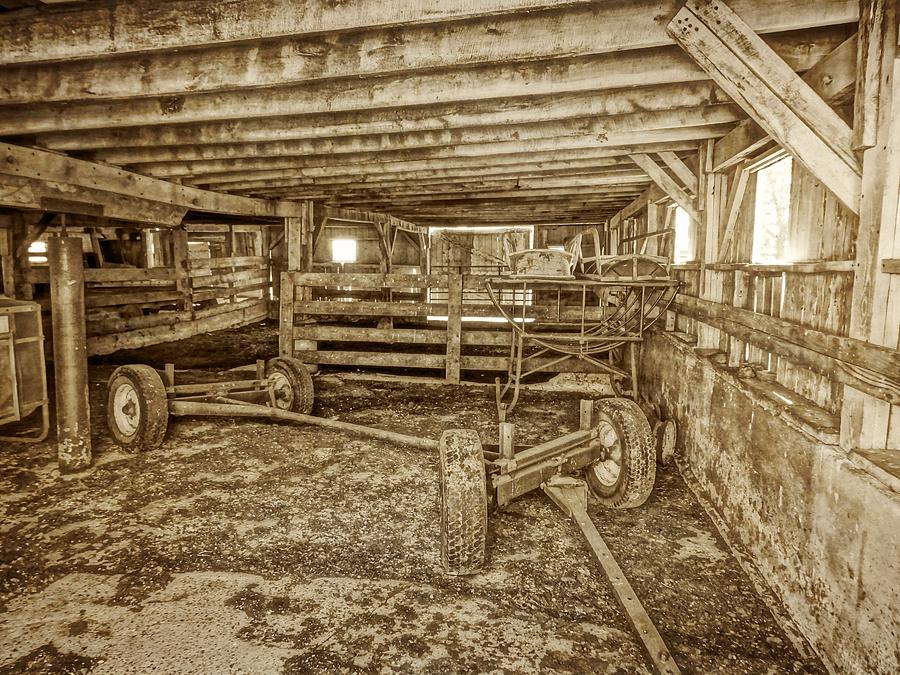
[585,397,656,508]
[106,364,169,451]
[266,356,315,415]
[654,418,677,467]
[439,429,488,576]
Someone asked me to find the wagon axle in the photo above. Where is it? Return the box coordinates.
[105,359,679,673]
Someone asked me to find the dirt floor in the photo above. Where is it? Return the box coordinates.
[0,322,827,674]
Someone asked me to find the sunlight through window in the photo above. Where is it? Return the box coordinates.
[752,156,793,263]
[331,238,357,263]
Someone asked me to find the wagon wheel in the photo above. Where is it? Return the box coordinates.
[654,419,677,467]
[585,397,656,508]
[106,364,169,451]
[266,357,315,415]
[439,429,488,576]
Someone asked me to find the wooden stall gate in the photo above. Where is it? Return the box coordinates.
[279,271,614,384]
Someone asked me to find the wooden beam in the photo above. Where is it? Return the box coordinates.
[193,143,703,189]
[717,164,751,261]
[608,186,666,225]
[657,151,698,194]
[0,142,302,220]
[240,162,641,194]
[852,0,893,150]
[89,300,269,356]
[93,105,741,167]
[21,79,787,152]
[0,0,614,64]
[0,174,189,226]
[0,6,854,105]
[669,2,861,212]
[713,34,858,171]
[674,294,900,403]
[628,153,698,221]
[687,0,857,169]
[841,12,899,450]
[145,125,733,180]
[0,37,843,137]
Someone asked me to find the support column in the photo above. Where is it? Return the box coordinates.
[0,227,14,297]
[48,236,92,472]
[172,228,192,314]
[445,272,463,384]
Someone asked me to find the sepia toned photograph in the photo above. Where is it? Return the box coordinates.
[0,1,897,673]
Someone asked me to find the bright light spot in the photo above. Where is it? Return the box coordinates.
[773,392,794,406]
[427,316,535,323]
[548,245,565,252]
[28,241,47,254]
[753,156,793,263]
[331,238,357,263]
[673,206,692,264]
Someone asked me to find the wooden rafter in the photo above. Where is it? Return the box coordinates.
[712,34,858,171]
[668,0,861,212]
[628,153,698,222]
[657,151,698,194]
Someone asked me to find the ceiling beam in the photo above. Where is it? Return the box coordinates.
[192,142,704,189]
[241,171,647,198]
[0,8,856,104]
[247,173,649,198]
[0,142,302,221]
[33,81,726,152]
[0,37,841,136]
[0,174,189,225]
[138,124,734,179]
[95,105,741,168]
[236,161,641,193]
[628,153,698,220]
[0,0,610,64]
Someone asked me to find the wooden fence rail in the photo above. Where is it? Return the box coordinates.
[280,271,614,383]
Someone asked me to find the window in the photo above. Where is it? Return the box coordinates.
[672,206,692,264]
[752,155,793,263]
[27,240,48,264]
[331,238,357,263]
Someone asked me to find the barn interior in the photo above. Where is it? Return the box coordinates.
[0,1,898,673]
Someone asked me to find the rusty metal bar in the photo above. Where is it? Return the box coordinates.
[48,236,92,472]
[168,400,440,452]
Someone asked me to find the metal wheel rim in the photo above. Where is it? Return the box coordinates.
[113,382,140,437]
[269,371,294,410]
[590,419,622,486]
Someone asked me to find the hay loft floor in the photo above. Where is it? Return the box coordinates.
[1,326,825,674]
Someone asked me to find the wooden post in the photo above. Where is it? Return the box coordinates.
[841,4,898,450]
[728,269,749,367]
[1,227,15,297]
[445,272,463,384]
[499,422,515,460]
[278,271,295,358]
[172,227,192,314]
[48,236,92,472]
[579,399,593,430]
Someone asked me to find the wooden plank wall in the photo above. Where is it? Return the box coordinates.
[622,153,899,448]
